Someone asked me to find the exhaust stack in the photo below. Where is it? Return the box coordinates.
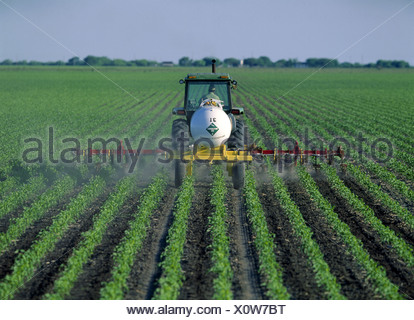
[212,59,216,73]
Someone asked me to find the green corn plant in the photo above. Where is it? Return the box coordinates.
[100,174,168,300]
[44,175,136,300]
[0,176,106,300]
[153,175,194,300]
[244,169,290,300]
[208,165,233,300]
[297,165,403,299]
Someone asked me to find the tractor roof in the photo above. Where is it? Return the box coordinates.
[185,73,232,81]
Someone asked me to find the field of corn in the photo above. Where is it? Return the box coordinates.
[0,66,413,300]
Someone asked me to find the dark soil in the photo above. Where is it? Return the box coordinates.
[0,187,82,281]
[284,177,379,299]
[125,186,177,299]
[68,193,140,299]
[12,189,113,299]
[341,173,414,247]
[258,183,325,299]
[177,182,215,299]
[227,188,264,299]
[314,176,414,299]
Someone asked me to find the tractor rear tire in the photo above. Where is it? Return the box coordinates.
[172,119,190,149]
[172,119,190,188]
[174,159,186,187]
[227,119,244,150]
[232,162,245,189]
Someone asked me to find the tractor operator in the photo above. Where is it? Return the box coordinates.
[203,84,220,100]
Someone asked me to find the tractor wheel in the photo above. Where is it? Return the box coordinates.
[232,162,245,189]
[174,159,186,187]
[172,119,190,148]
[227,119,244,150]
[172,119,190,187]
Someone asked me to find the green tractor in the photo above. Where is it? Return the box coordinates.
[171,60,247,189]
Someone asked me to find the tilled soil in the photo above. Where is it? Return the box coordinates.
[178,182,214,299]
[227,188,264,299]
[2,169,413,300]
[258,183,326,299]
[126,185,177,299]
[341,174,414,247]
[13,190,113,299]
[314,176,414,299]
[283,177,378,299]
[68,194,141,299]
[0,187,85,283]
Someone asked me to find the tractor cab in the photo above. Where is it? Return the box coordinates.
[172,61,243,123]
[183,74,233,112]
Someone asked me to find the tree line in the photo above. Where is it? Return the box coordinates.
[0,55,410,68]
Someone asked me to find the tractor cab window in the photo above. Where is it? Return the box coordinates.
[186,81,230,111]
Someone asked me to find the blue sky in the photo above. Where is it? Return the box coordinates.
[1,0,413,64]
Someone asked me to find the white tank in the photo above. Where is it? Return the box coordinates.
[190,99,232,147]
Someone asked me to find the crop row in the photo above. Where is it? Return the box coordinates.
[265,90,414,182]
[100,174,168,300]
[296,165,403,299]
[0,175,76,253]
[152,175,194,300]
[241,116,293,299]
[301,93,414,158]
[240,98,397,299]
[0,177,18,199]
[0,175,106,299]
[243,169,290,299]
[208,165,233,299]
[239,87,414,204]
[269,167,345,299]
[345,163,414,231]
[0,175,46,219]
[242,87,414,258]
[115,91,175,140]
[44,175,136,300]
[321,163,414,268]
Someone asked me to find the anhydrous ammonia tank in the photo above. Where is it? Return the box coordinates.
[190,102,232,147]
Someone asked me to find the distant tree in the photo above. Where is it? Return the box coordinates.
[101,57,112,66]
[147,60,158,66]
[53,60,65,66]
[305,58,317,67]
[274,59,287,68]
[132,59,148,66]
[283,58,297,68]
[130,59,158,67]
[257,56,273,67]
[391,60,410,68]
[111,59,128,66]
[376,60,392,68]
[223,58,240,67]
[179,57,192,66]
[27,60,42,66]
[327,59,338,67]
[306,58,338,68]
[83,55,112,66]
[339,62,353,68]
[376,59,409,68]
[202,57,221,66]
[192,60,206,67]
[67,56,82,66]
[243,58,259,67]
[84,55,98,65]
[1,59,13,65]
